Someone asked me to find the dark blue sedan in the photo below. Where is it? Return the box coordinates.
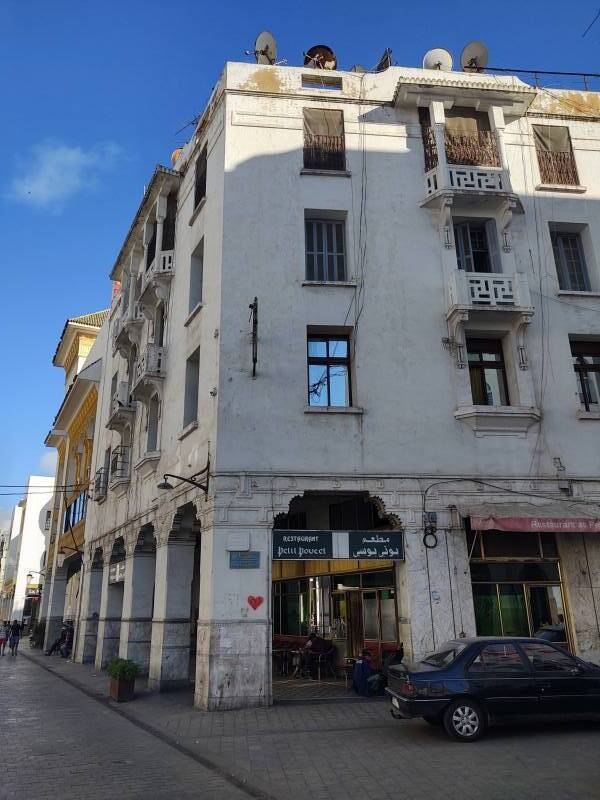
[386,637,600,741]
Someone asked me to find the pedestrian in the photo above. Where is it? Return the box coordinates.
[0,621,9,656]
[8,619,22,656]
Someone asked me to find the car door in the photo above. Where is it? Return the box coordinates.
[518,641,600,714]
[465,642,537,717]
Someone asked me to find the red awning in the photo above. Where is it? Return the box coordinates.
[467,503,600,533]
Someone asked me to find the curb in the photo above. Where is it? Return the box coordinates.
[22,651,279,800]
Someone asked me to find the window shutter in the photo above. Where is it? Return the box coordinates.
[454,223,473,271]
[485,219,502,273]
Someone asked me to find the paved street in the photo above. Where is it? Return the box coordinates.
[3,651,600,800]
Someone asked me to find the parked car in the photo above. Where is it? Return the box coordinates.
[386,637,600,742]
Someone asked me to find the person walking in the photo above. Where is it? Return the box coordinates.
[8,620,22,656]
[0,621,9,656]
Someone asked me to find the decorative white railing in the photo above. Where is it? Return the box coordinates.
[141,249,175,294]
[134,344,166,385]
[425,164,507,196]
[448,271,531,310]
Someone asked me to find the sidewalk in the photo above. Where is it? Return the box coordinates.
[22,648,600,800]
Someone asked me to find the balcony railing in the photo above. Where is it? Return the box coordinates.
[106,381,135,431]
[141,250,175,298]
[303,134,346,171]
[536,150,579,186]
[110,445,130,485]
[422,127,438,172]
[448,270,532,311]
[444,130,500,168]
[63,489,88,531]
[94,468,107,501]
[133,344,166,387]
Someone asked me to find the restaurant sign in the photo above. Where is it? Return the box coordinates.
[272,530,404,561]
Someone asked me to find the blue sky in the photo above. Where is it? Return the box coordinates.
[0,0,599,526]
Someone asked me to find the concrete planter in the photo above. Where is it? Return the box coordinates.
[109,677,135,702]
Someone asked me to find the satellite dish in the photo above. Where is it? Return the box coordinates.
[304,44,337,70]
[375,48,393,72]
[351,64,368,73]
[253,31,277,65]
[423,48,453,72]
[460,41,489,73]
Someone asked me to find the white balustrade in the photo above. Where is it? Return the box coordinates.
[449,270,531,310]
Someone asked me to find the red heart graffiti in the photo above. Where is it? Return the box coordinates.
[247,595,264,610]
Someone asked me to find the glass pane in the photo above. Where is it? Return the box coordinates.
[482,367,508,405]
[471,561,560,583]
[380,590,397,641]
[299,591,309,636]
[469,366,486,404]
[480,349,502,362]
[308,340,327,357]
[468,643,526,673]
[529,585,566,641]
[482,532,541,559]
[521,642,576,672]
[328,339,348,358]
[329,365,349,407]
[363,591,379,639]
[335,574,360,589]
[361,571,394,588]
[472,584,502,636]
[308,364,328,406]
[498,584,529,636]
[332,594,347,639]
[281,594,300,635]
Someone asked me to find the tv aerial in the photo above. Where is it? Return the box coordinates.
[304,44,337,70]
[247,31,277,65]
[460,41,489,73]
[422,47,453,72]
[375,48,393,72]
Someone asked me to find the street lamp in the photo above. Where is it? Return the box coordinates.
[157,457,210,497]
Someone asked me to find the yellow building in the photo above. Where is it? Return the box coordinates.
[42,310,108,648]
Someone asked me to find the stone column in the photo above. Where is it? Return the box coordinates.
[194,519,271,711]
[74,561,103,664]
[148,534,196,690]
[94,557,124,670]
[119,546,155,674]
[43,566,68,650]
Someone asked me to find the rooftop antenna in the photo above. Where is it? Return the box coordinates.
[423,47,453,71]
[304,44,337,70]
[460,41,489,73]
[375,48,393,72]
[245,31,277,65]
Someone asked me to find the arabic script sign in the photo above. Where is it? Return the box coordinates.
[348,532,404,560]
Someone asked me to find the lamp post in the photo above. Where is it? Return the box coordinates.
[157,457,210,497]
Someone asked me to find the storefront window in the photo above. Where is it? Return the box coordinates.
[472,584,502,636]
[380,590,397,641]
[363,591,379,639]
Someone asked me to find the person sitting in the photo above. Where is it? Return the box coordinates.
[352,649,387,696]
[46,624,67,656]
[301,632,328,678]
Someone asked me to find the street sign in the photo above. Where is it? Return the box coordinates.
[272,531,333,560]
[348,532,404,559]
[230,551,261,569]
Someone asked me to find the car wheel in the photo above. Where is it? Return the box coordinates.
[423,715,442,726]
[443,699,486,742]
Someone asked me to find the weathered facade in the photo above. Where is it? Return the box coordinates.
[73,59,600,710]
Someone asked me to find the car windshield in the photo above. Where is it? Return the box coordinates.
[420,642,467,667]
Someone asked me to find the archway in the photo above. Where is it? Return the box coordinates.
[119,525,156,674]
[272,492,404,701]
[95,537,125,669]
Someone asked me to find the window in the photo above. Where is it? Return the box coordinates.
[302,74,342,91]
[303,109,345,171]
[110,371,118,401]
[454,219,501,273]
[305,218,346,281]
[551,230,590,292]
[467,338,509,406]
[420,642,467,668]
[189,239,204,312]
[571,340,600,411]
[444,108,499,167]
[154,304,166,347]
[183,348,200,427]
[520,641,577,672]
[468,643,526,673]
[194,147,207,208]
[44,510,52,531]
[533,125,579,186]
[162,192,177,251]
[307,335,351,407]
[147,395,160,452]
[146,220,157,270]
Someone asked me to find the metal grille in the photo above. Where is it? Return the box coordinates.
[63,490,88,531]
[93,468,107,500]
[110,445,130,483]
[305,219,346,281]
[445,131,500,167]
[536,150,579,186]
[303,134,346,171]
[422,127,438,172]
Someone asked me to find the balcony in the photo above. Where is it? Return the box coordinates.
[112,302,145,356]
[303,134,346,172]
[139,250,175,313]
[422,128,514,211]
[131,344,166,400]
[448,270,532,316]
[109,445,131,490]
[63,489,88,531]
[106,381,135,433]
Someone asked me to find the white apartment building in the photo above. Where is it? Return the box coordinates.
[0,477,54,625]
[72,56,600,711]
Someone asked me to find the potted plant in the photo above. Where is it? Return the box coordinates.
[107,658,139,702]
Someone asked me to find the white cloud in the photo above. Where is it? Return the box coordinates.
[38,450,57,476]
[7,140,121,209]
